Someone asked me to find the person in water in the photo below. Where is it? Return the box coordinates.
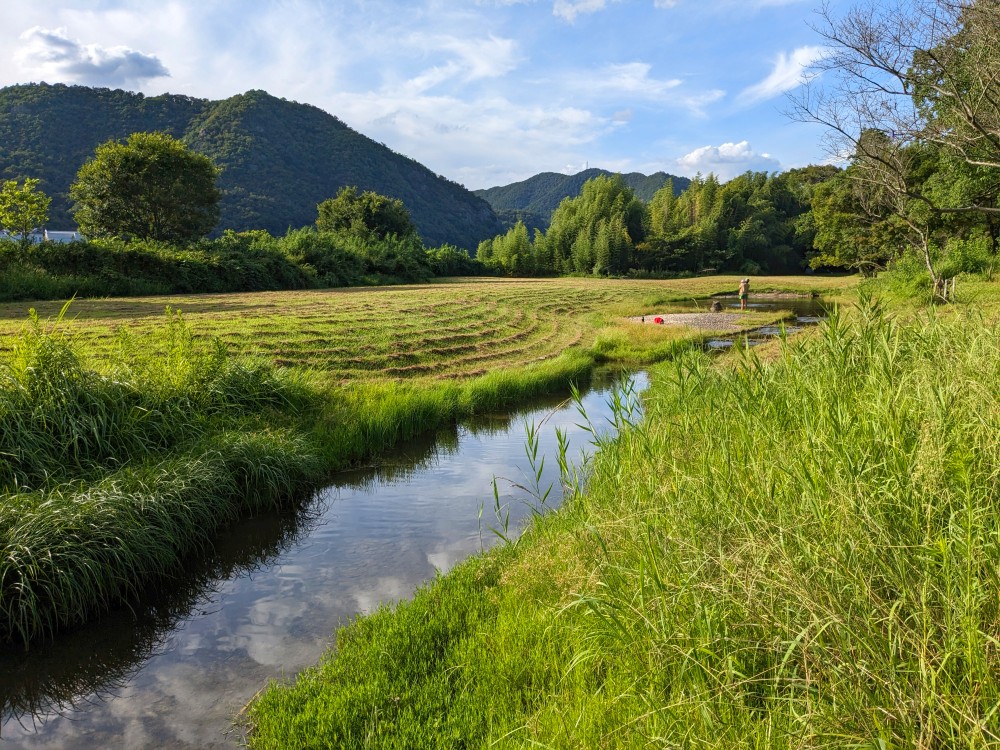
[738,277,750,310]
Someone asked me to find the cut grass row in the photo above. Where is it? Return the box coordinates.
[0,277,849,644]
[246,289,1000,748]
[0,276,852,379]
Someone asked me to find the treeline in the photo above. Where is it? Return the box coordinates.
[0,231,483,302]
[476,167,837,277]
[0,133,485,302]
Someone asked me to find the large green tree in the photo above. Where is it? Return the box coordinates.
[316,186,418,242]
[70,132,220,242]
[0,178,50,249]
[544,174,645,276]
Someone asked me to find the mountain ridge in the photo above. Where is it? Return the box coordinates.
[0,83,503,249]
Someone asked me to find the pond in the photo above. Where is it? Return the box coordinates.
[0,370,645,749]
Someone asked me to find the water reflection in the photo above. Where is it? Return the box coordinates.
[0,502,319,735]
[0,369,643,749]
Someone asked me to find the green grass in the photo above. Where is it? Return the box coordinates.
[0,276,851,380]
[246,290,1000,748]
[0,278,846,644]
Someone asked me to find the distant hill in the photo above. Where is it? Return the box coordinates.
[475,168,692,232]
[0,83,502,249]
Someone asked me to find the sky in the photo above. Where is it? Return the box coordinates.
[0,0,850,190]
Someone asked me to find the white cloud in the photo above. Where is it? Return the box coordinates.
[400,33,521,94]
[589,62,681,97]
[654,0,680,7]
[13,26,169,88]
[553,0,618,22]
[738,45,827,104]
[675,140,781,179]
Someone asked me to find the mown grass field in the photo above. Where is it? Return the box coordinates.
[0,275,855,379]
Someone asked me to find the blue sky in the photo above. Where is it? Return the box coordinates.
[0,0,849,189]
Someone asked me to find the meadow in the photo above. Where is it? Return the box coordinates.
[246,277,1000,748]
[0,275,849,645]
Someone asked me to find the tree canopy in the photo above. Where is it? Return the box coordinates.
[794,0,1000,287]
[0,178,50,248]
[70,132,220,242]
[316,186,418,241]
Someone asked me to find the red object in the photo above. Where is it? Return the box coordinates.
[654,316,664,324]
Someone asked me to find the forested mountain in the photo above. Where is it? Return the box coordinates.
[0,83,502,249]
[475,168,691,232]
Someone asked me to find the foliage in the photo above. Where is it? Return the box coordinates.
[0,178,50,249]
[808,168,906,273]
[425,244,485,276]
[795,0,1000,288]
[542,174,645,276]
[0,83,502,249]
[475,167,690,231]
[316,186,418,241]
[70,132,221,242]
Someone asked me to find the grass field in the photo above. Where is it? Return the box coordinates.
[0,275,852,644]
[0,276,855,379]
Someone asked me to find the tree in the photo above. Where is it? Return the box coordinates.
[0,178,50,250]
[70,132,220,242]
[544,174,646,276]
[316,187,418,242]
[793,0,1000,289]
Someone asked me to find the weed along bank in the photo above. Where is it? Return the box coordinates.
[2,277,869,747]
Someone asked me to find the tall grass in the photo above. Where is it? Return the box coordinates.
[0,306,307,491]
[558,298,1000,746]
[0,431,319,643]
[247,296,1000,747]
[0,308,323,643]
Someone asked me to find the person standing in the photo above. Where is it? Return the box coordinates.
[738,277,750,310]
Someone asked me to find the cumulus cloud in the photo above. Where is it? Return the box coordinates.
[675,140,781,179]
[14,26,169,88]
[738,45,827,104]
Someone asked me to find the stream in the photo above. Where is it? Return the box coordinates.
[0,370,644,748]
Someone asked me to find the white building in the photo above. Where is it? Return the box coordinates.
[43,230,84,243]
[0,229,84,243]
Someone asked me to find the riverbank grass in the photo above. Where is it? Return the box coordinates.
[247,295,1000,747]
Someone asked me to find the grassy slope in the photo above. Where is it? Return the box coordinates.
[0,277,846,645]
[247,281,1000,748]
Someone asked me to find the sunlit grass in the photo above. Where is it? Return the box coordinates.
[0,277,850,644]
[0,276,850,380]
[246,289,1000,748]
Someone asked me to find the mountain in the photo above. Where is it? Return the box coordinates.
[0,83,502,249]
[475,168,692,232]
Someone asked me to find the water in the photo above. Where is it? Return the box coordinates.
[0,370,645,748]
[691,295,830,350]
